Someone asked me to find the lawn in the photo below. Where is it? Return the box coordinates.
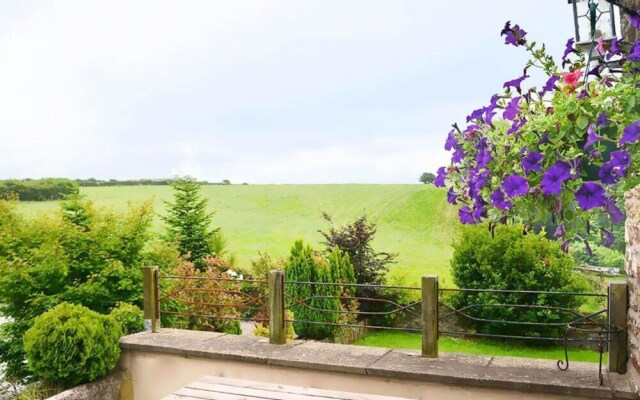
[15,184,460,286]
[355,331,602,363]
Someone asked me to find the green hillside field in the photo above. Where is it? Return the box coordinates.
[15,184,460,286]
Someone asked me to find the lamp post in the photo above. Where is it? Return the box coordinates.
[569,0,617,49]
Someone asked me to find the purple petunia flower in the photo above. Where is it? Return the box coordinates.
[477,147,493,169]
[445,130,457,151]
[596,112,608,127]
[434,167,447,187]
[490,189,512,211]
[561,240,570,253]
[541,161,572,195]
[606,38,621,61]
[584,125,604,150]
[503,74,529,92]
[475,138,493,168]
[587,64,602,79]
[466,108,484,123]
[575,182,607,211]
[502,175,529,198]
[605,197,625,224]
[507,118,526,135]
[501,21,527,47]
[540,75,559,96]
[484,109,497,126]
[576,89,589,99]
[538,132,550,145]
[472,198,487,222]
[619,120,640,145]
[553,223,566,239]
[562,38,575,62]
[452,148,466,164]
[630,10,640,30]
[628,39,640,62]
[459,206,475,225]
[447,187,458,205]
[609,38,621,57]
[503,97,520,121]
[599,149,631,184]
[522,151,544,173]
[602,228,615,248]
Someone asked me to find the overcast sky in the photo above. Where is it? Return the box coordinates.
[0,1,576,183]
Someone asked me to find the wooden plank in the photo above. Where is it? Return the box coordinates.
[186,381,339,400]
[195,376,410,400]
[174,387,264,399]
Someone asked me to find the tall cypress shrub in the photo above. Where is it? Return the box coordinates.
[284,240,344,340]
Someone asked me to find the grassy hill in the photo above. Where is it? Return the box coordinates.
[15,184,460,286]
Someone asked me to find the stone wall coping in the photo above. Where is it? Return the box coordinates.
[120,329,639,399]
[46,370,132,400]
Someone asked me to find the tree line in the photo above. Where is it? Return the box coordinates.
[0,178,239,201]
[76,178,234,186]
[0,179,78,201]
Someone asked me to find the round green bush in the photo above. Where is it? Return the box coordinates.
[24,302,122,387]
[109,302,144,335]
[450,224,589,338]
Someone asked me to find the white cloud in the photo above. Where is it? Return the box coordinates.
[0,1,575,182]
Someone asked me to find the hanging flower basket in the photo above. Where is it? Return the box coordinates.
[436,19,640,251]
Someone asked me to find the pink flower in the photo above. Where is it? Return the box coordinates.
[561,70,583,88]
[595,37,606,55]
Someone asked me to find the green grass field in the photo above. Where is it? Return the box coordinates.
[356,331,601,363]
[15,184,460,286]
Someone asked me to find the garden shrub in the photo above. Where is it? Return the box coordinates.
[251,250,283,280]
[573,242,625,274]
[168,258,243,334]
[253,310,295,339]
[24,303,121,388]
[109,302,144,335]
[450,224,588,338]
[0,197,164,382]
[284,241,354,340]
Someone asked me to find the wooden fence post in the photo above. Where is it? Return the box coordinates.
[142,266,160,333]
[269,270,286,344]
[422,275,438,357]
[608,281,628,373]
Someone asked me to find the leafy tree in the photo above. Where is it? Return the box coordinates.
[319,213,397,321]
[162,178,219,269]
[0,198,158,382]
[319,213,396,288]
[419,172,436,184]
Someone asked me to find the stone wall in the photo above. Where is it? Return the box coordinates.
[622,0,640,43]
[626,187,640,385]
[45,371,133,400]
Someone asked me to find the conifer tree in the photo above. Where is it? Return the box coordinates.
[162,178,218,269]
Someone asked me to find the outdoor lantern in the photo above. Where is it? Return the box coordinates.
[569,0,617,49]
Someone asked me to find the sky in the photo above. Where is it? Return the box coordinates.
[0,1,578,184]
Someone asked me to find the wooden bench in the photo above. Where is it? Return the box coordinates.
[163,375,412,400]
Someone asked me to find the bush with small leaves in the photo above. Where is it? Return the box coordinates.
[24,303,121,388]
[109,302,144,335]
